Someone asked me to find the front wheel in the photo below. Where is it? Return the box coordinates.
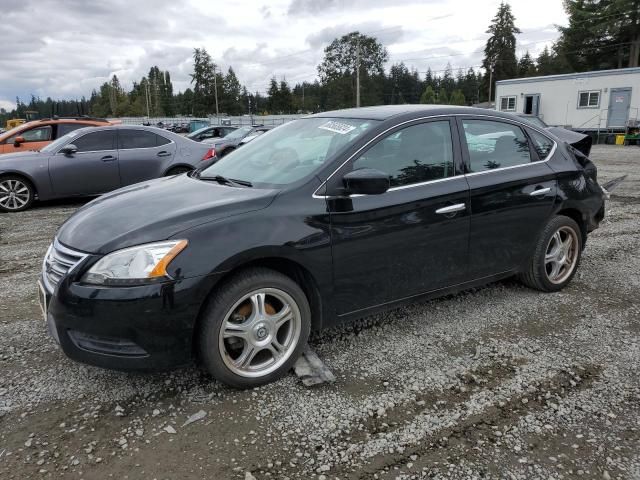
[0,176,35,212]
[519,215,582,292]
[197,268,311,388]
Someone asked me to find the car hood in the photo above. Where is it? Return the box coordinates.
[0,150,45,163]
[546,127,592,157]
[56,174,278,254]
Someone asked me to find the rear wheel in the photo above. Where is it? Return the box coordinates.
[0,176,35,212]
[519,215,582,292]
[197,268,311,388]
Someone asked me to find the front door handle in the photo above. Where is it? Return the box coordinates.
[435,203,466,215]
[530,187,551,196]
[157,151,172,157]
[101,155,117,162]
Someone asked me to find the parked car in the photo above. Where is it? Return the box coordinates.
[0,125,215,212]
[203,125,273,157]
[0,116,114,155]
[187,125,238,142]
[38,105,606,388]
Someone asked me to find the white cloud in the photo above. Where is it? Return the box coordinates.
[0,0,567,107]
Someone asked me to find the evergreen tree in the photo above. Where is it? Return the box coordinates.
[267,78,279,113]
[481,2,521,100]
[450,89,466,106]
[437,89,449,104]
[557,0,640,70]
[419,85,436,104]
[517,51,537,77]
[190,48,217,115]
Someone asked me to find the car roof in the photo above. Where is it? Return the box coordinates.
[70,124,176,134]
[310,104,517,121]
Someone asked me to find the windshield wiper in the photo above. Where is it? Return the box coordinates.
[199,174,253,188]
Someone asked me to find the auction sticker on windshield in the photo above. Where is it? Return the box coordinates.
[318,121,356,135]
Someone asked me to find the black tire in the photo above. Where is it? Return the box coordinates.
[165,166,192,176]
[0,175,35,212]
[518,215,582,292]
[197,267,311,389]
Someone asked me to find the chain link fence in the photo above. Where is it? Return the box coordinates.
[112,114,305,129]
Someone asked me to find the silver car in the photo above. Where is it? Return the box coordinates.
[0,125,215,212]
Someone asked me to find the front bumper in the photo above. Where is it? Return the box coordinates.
[40,272,222,371]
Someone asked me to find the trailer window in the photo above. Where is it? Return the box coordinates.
[578,91,600,108]
[500,96,516,112]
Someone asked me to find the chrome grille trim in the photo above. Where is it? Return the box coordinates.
[42,239,88,292]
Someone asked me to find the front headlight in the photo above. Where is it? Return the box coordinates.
[81,240,188,286]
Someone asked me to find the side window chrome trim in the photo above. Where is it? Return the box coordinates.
[312,113,558,199]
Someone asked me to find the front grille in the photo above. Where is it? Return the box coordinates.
[42,240,88,291]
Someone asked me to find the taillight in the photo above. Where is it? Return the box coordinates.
[202,148,216,161]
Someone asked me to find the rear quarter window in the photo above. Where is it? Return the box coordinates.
[527,129,555,160]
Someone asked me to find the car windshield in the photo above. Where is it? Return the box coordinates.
[222,126,252,141]
[199,117,379,188]
[40,129,84,153]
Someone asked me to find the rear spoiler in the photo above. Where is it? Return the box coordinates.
[546,127,592,157]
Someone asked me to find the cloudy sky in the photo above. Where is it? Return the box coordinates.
[0,0,567,111]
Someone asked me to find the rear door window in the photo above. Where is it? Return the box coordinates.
[118,130,168,149]
[461,119,532,172]
[527,129,555,160]
[73,131,116,152]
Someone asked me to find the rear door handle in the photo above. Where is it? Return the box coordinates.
[530,187,551,196]
[435,203,466,215]
[101,155,117,162]
[157,151,172,157]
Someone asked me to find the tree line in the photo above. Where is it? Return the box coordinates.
[2,0,638,124]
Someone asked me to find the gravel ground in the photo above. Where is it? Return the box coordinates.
[0,144,638,480]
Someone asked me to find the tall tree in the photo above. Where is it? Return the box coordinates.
[517,51,537,77]
[318,31,388,108]
[557,0,640,70]
[190,48,217,115]
[482,2,521,100]
[221,67,242,115]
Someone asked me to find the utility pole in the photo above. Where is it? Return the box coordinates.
[302,83,305,111]
[145,81,150,118]
[213,65,219,119]
[487,62,493,107]
[356,37,361,108]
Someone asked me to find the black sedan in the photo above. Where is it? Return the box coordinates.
[39,105,606,388]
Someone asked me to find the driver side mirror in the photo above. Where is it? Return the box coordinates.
[59,144,78,155]
[342,168,390,195]
[13,136,25,147]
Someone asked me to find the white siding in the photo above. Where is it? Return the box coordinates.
[494,68,640,129]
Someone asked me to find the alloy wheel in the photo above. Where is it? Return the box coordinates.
[218,288,302,378]
[0,179,31,211]
[544,226,579,284]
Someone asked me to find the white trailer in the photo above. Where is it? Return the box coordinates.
[494,67,640,132]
